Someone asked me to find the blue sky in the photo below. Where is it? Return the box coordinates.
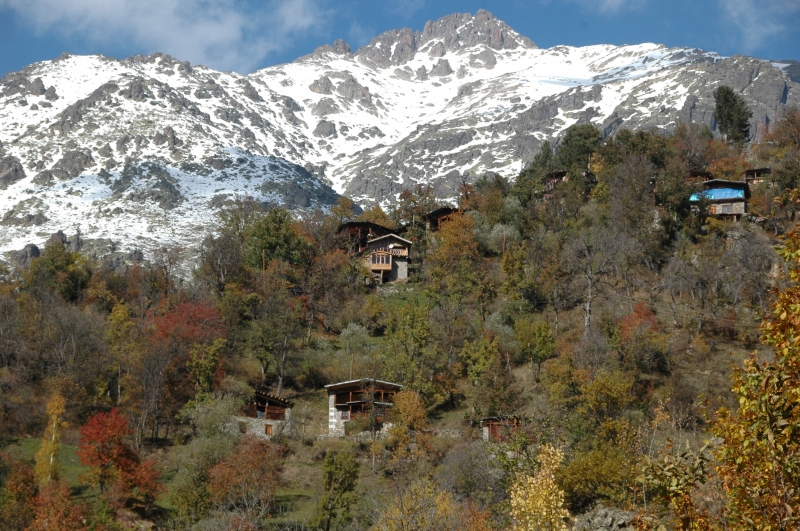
[1,0,798,77]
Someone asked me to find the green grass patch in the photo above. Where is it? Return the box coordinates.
[5,437,97,499]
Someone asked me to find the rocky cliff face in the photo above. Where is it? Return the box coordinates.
[0,9,797,262]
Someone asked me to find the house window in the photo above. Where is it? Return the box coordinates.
[722,204,732,213]
[265,424,273,436]
[341,411,350,420]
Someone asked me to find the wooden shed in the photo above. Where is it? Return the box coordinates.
[480,416,536,443]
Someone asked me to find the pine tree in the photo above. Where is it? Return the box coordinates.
[713,86,752,144]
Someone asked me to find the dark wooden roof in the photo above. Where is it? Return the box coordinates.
[703,179,748,188]
[337,221,396,235]
[254,391,294,409]
[324,378,403,392]
[422,206,458,222]
[745,167,771,176]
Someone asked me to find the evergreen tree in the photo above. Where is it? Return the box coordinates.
[713,86,752,144]
[556,124,602,174]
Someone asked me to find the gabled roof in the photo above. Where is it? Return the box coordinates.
[422,206,458,221]
[254,391,294,409]
[367,233,413,246]
[324,378,403,392]
[337,221,396,234]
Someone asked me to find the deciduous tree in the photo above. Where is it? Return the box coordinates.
[509,444,570,531]
[34,393,66,487]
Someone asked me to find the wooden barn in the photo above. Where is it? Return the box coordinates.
[236,392,293,439]
[363,234,412,284]
[324,378,402,437]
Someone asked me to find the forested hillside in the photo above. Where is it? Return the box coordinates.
[1,105,799,530]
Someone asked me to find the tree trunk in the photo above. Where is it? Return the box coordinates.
[584,280,593,334]
[276,334,288,397]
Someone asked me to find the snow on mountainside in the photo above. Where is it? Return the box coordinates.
[0,9,798,265]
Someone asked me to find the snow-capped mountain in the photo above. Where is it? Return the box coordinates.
[1,9,798,264]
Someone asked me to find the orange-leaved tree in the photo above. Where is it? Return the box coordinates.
[208,435,285,522]
[26,480,87,531]
[77,408,162,511]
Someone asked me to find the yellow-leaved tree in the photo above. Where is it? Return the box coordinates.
[34,393,66,487]
[510,444,570,531]
[711,227,800,530]
[639,227,800,531]
[370,477,459,531]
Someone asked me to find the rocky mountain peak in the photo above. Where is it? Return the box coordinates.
[419,9,537,53]
[0,12,797,265]
[353,9,536,69]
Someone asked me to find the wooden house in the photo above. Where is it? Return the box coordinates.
[363,234,412,284]
[422,206,458,231]
[690,179,750,220]
[543,170,568,201]
[324,378,402,437]
[236,392,293,439]
[745,167,771,185]
[337,221,396,254]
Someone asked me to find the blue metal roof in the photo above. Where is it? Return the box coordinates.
[690,188,745,201]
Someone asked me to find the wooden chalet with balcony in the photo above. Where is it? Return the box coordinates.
[236,392,293,439]
[325,378,402,437]
[363,234,412,284]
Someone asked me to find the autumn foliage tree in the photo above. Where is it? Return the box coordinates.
[509,444,570,531]
[34,393,66,487]
[0,453,36,530]
[77,408,162,510]
[208,435,285,522]
[711,227,800,530]
[27,480,88,531]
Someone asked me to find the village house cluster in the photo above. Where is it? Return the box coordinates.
[235,167,774,441]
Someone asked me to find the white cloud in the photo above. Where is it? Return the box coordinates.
[388,0,425,17]
[540,0,647,14]
[348,21,374,49]
[0,0,327,72]
[719,0,800,52]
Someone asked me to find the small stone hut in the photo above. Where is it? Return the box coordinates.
[235,392,293,439]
